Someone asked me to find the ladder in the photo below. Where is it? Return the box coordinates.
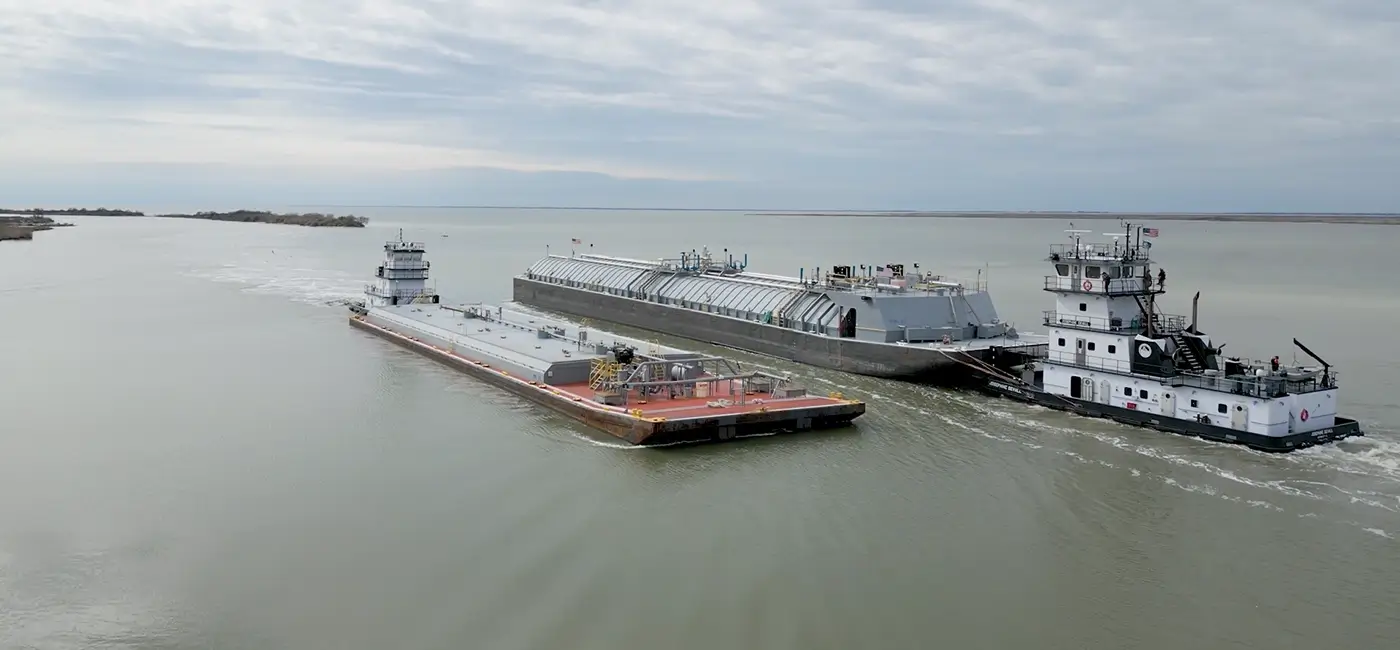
[1171,332,1206,372]
[589,359,621,390]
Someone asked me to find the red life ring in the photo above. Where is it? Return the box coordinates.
[1081,279,1092,291]
[1300,409,1309,421]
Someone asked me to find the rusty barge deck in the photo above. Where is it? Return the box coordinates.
[349,303,865,445]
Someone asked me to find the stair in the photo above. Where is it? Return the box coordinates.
[1171,332,1206,372]
[589,358,621,390]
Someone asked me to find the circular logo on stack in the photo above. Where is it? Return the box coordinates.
[1137,343,1152,358]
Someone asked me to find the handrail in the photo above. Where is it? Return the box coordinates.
[1043,275,1162,296]
[365,285,436,299]
[1045,352,1339,395]
[1042,310,1186,334]
[1048,242,1150,261]
[824,273,988,294]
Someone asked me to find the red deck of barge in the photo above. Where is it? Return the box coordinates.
[350,310,866,445]
[552,378,849,420]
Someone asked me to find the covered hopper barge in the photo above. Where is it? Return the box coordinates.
[513,244,1048,383]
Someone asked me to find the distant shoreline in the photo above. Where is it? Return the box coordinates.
[0,207,143,217]
[0,207,368,227]
[5,205,1396,226]
[0,215,75,241]
[284,204,1400,224]
[742,211,1400,225]
[151,210,369,228]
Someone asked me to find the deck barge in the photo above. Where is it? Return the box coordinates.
[348,234,865,445]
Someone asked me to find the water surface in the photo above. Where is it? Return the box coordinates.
[2,210,1397,649]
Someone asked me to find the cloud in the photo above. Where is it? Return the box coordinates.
[0,0,1397,209]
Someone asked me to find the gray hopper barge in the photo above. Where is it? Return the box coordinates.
[513,245,1048,383]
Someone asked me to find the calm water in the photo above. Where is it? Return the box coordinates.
[2,210,1398,649]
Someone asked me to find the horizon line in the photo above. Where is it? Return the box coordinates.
[283,205,1400,216]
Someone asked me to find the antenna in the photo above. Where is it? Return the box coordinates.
[1105,231,1123,255]
[1065,223,1092,254]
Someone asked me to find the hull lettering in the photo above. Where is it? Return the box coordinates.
[988,380,1030,397]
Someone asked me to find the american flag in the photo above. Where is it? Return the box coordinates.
[571,238,582,244]
[1142,227,1159,237]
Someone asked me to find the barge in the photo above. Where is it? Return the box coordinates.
[512,244,1047,383]
[348,233,866,445]
[976,223,1364,452]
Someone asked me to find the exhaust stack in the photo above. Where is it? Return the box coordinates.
[1191,291,1200,333]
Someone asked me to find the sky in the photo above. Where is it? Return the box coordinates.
[0,0,1397,211]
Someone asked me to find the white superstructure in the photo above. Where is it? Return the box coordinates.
[1037,224,1344,443]
[366,230,439,307]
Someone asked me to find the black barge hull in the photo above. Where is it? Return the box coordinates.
[513,277,1037,384]
[976,377,1365,453]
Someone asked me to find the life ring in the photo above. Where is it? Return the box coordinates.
[1081,279,1093,291]
[1300,409,1309,421]
[941,334,951,345]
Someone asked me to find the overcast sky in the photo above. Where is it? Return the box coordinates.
[1,1,1397,211]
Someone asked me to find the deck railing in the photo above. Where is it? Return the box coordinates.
[377,267,429,280]
[1042,310,1187,335]
[1048,242,1150,261]
[825,273,988,294]
[365,285,437,301]
[1043,275,1162,295]
[1046,352,1339,396]
[382,260,429,269]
